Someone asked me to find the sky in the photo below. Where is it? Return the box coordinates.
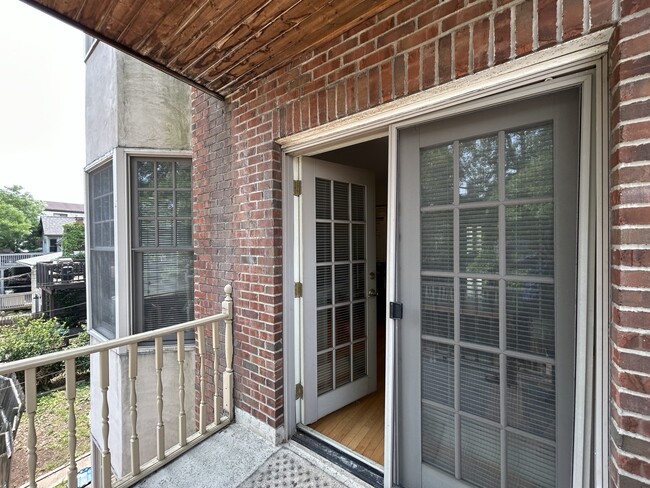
[0,1,86,204]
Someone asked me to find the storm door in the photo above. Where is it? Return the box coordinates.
[397,89,580,487]
[301,157,377,425]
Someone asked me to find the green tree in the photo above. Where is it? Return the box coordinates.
[0,186,44,252]
[61,221,85,257]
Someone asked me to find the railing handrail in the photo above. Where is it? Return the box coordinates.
[0,313,227,376]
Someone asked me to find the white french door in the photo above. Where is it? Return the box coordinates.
[301,156,377,425]
[396,89,580,487]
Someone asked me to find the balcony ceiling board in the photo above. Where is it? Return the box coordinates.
[25,0,401,98]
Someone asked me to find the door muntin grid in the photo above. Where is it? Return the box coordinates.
[316,178,368,396]
[420,122,561,487]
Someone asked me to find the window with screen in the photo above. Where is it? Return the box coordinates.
[88,163,116,339]
[131,158,193,334]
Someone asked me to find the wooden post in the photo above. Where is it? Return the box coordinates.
[222,285,234,420]
[177,331,187,447]
[99,350,111,488]
[155,337,165,461]
[25,368,37,488]
[197,324,207,434]
[128,343,140,475]
[65,359,78,488]
[211,320,221,423]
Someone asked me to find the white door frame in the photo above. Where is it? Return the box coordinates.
[281,29,610,488]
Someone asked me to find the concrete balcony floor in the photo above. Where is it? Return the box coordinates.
[135,423,372,488]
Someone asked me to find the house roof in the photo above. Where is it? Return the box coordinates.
[40,216,80,237]
[44,201,84,214]
[16,252,62,267]
[24,0,400,98]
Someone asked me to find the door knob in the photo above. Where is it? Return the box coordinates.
[368,289,378,297]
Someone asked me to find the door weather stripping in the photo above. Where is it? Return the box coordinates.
[389,302,403,320]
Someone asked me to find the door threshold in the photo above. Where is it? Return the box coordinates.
[294,425,384,488]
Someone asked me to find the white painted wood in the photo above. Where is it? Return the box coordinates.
[223,285,234,420]
[198,324,207,434]
[25,368,37,488]
[301,157,377,424]
[128,343,140,475]
[65,359,78,488]
[154,336,165,461]
[177,331,187,447]
[212,320,221,423]
[99,350,111,488]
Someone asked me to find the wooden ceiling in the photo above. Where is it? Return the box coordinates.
[25,0,401,98]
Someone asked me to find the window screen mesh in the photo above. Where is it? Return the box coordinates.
[315,178,368,395]
[419,122,558,485]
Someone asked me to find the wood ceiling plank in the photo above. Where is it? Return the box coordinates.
[116,0,178,47]
[191,0,351,87]
[133,0,205,56]
[215,0,398,92]
[42,0,83,19]
[148,0,241,64]
[101,0,146,41]
[171,0,302,74]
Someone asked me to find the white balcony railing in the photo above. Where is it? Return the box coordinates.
[0,285,234,488]
[0,291,32,311]
[0,253,42,269]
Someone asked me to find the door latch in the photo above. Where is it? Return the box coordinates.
[389,302,403,320]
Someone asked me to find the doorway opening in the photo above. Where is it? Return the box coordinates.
[296,136,389,470]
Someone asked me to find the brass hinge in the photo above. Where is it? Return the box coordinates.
[296,383,304,400]
[294,282,303,298]
[293,180,302,197]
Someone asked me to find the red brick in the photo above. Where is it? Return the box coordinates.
[441,0,492,34]
[473,17,490,72]
[439,34,453,83]
[611,269,650,288]
[611,327,650,352]
[358,71,369,112]
[422,42,436,89]
[369,66,381,107]
[515,0,534,56]
[381,61,393,102]
[494,8,511,64]
[537,0,557,49]
[394,54,406,98]
[621,0,647,17]
[455,26,470,78]
[407,48,421,94]
[613,207,650,226]
[563,0,584,40]
[611,165,650,187]
[613,307,650,330]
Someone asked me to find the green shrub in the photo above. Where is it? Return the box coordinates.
[61,221,85,258]
[0,316,67,387]
[67,325,90,374]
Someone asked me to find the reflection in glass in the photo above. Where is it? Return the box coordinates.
[460,348,500,422]
[460,208,498,273]
[421,144,454,206]
[506,122,553,199]
[422,341,454,407]
[459,135,498,202]
[421,276,454,339]
[422,211,453,271]
[460,278,499,347]
[506,203,554,277]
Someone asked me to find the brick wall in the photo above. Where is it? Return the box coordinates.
[192,0,650,483]
[609,2,650,486]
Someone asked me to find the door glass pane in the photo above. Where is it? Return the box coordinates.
[351,224,365,260]
[460,278,499,347]
[316,266,332,307]
[176,220,192,247]
[506,282,555,357]
[459,208,498,273]
[506,203,554,277]
[506,122,554,199]
[316,178,331,220]
[137,161,154,188]
[335,306,350,346]
[333,181,349,220]
[352,341,367,380]
[422,211,453,271]
[334,264,350,303]
[335,345,351,388]
[421,277,454,339]
[460,418,501,488]
[318,352,333,395]
[460,348,499,422]
[334,223,349,261]
[506,432,556,487]
[139,220,155,247]
[138,191,155,217]
[316,223,332,262]
[156,161,173,187]
[352,302,366,341]
[158,220,173,246]
[422,342,454,407]
[459,134,498,202]
[506,358,556,440]
[422,405,455,475]
[317,309,332,351]
[176,190,191,217]
[352,263,365,300]
[175,164,192,188]
[421,143,454,206]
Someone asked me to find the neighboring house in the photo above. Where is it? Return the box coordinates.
[39,215,82,254]
[42,201,85,218]
[17,1,650,487]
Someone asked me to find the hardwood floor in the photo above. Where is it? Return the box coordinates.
[309,382,385,465]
